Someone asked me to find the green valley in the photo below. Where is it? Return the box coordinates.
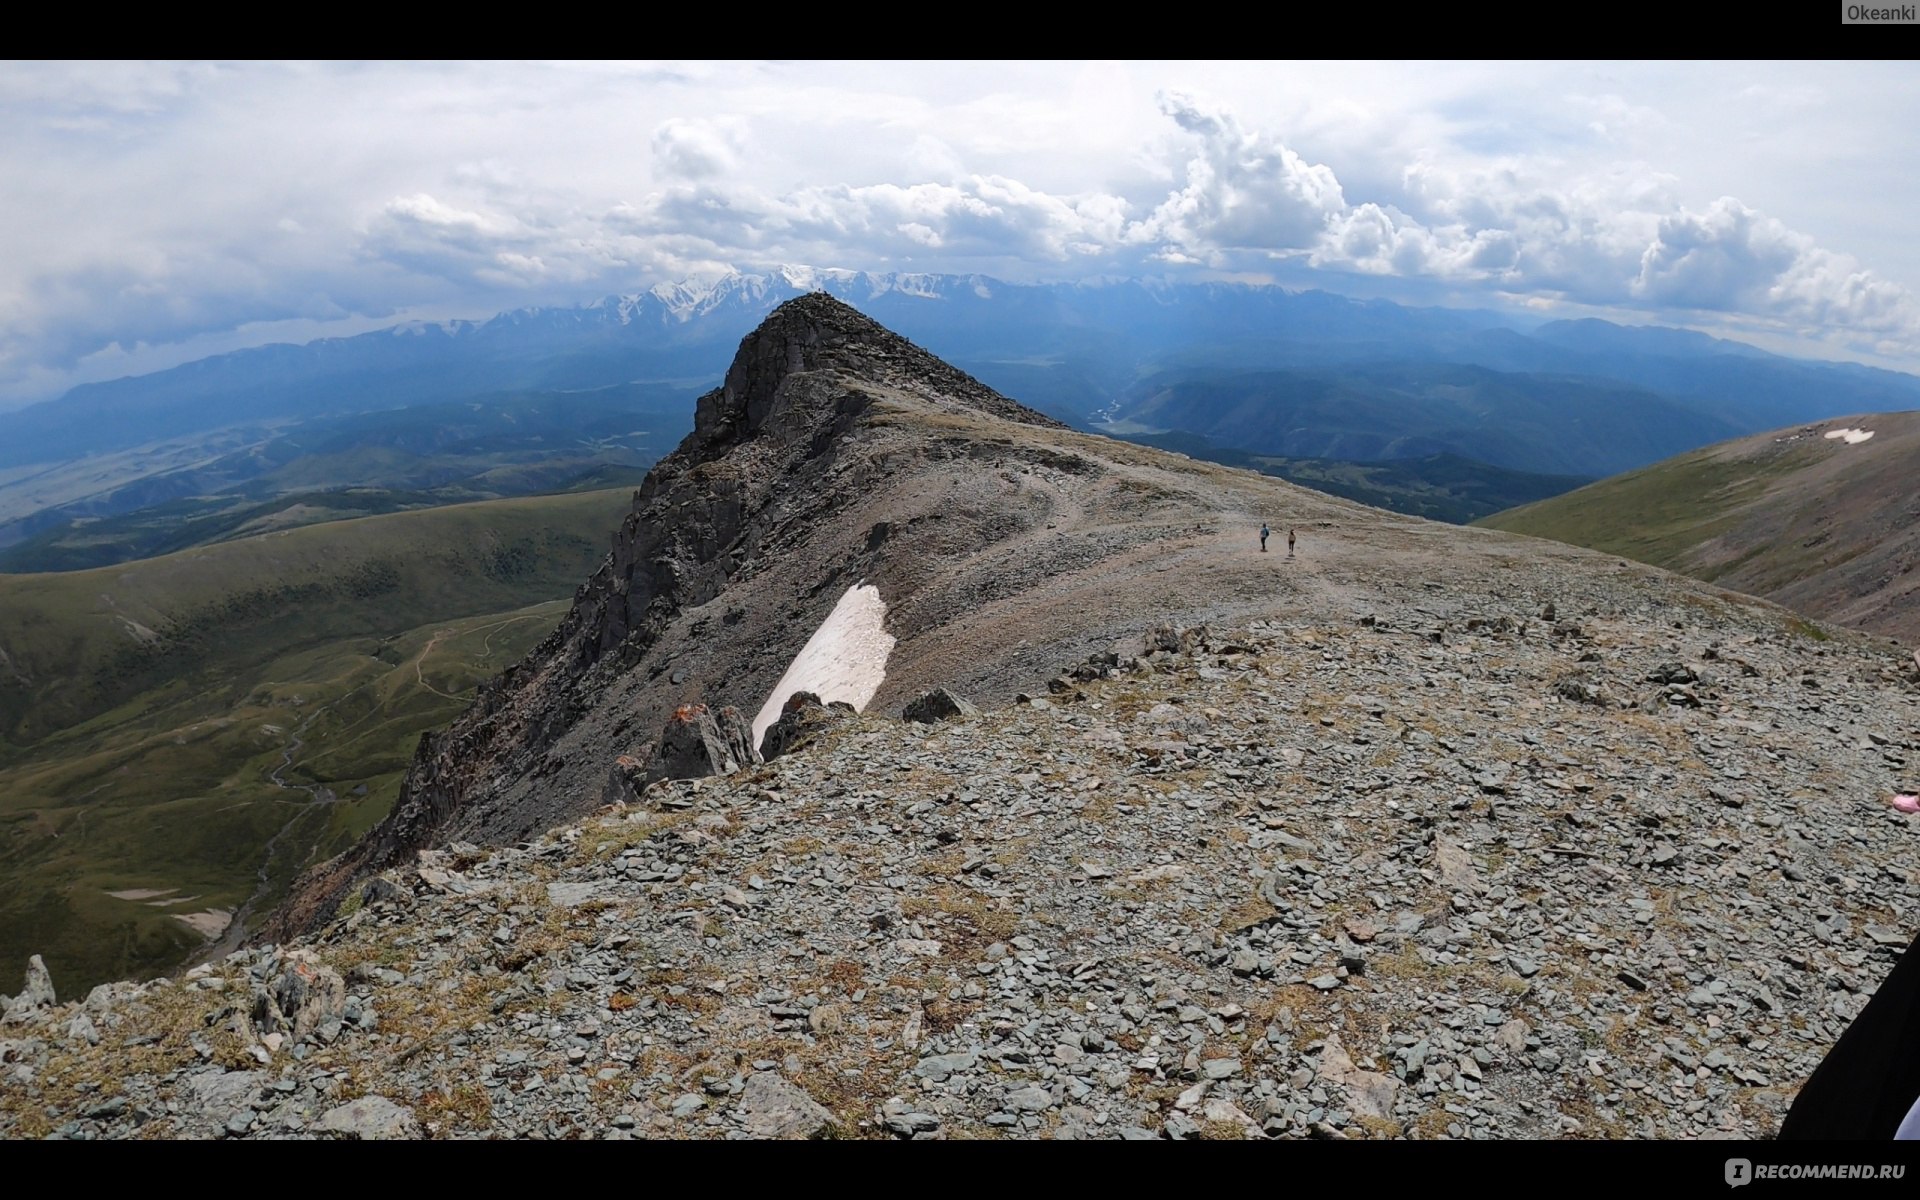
[0,487,637,993]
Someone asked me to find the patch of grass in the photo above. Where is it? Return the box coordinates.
[1785,615,1831,642]
[1557,1088,1634,1139]
[417,1082,494,1136]
[1218,895,1280,933]
[1352,1114,1404,1139]
[915,849,969,878]
[1408,1108,1454,1139]
[901,885,1020,958]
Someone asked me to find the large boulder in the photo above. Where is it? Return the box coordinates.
[645,703,762,783]
[758,691,854,761]
[1,956,55,1025]
[902,688,979,724]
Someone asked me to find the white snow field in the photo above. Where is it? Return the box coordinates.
[1824,427,1876,444]
[750,583,897,748]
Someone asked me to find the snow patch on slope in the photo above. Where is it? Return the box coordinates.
[1824,427,1876,444]
[751,583,896,748]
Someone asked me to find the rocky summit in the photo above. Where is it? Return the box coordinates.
[4,296,1918,1140]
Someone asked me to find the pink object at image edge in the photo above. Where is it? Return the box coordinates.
[1894,795,1920,814]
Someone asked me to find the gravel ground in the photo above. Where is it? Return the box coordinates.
[7,585,1917,1140]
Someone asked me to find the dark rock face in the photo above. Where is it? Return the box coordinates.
[267,295,1062,939]
[603,753,648,807]
[646,703,760,783]
[759,691,854,761]
[902,687,979,724]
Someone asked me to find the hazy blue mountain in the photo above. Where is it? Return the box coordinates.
[1110,363,1747,478]
[0,269,1524,468]
[1122,431,1590,524]
[5,267,1918,524]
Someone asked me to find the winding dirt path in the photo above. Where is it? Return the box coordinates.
[411,613,550,702]
[199,608,557,963]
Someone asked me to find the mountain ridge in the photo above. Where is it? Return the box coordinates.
[4,296,1919,1142]
[267,293,1081,936]
[16,267,1919,479]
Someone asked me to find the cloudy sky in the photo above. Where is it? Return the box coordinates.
[5,59,1920,407]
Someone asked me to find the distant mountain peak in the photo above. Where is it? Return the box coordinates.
[693,292,1063,448]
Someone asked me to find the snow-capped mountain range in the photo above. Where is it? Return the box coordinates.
[7,265,1920,485]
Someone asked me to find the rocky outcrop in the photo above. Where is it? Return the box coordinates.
[902,687,978,724]
[266,295,1067,940]
[250,950,346,1044]
[758,691,854,761]
[645,703,760,783]
[2,955,54,1025]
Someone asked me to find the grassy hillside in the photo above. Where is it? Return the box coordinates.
[1480,412,1920,643]
[0,467,653,574]
[1477,442,1816,569]
[0,487,637,993]
[0,487,639,745]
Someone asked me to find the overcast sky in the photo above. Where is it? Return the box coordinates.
[5,59,1919,408]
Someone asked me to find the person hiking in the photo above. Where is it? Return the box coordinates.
[1287,527,1297,558]
[1259,523,1270,552]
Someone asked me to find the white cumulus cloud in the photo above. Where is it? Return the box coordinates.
[6,61,1920,406]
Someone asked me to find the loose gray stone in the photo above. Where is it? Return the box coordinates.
[1203,1057,1242,1080]
[318,1095,420,1140]
[914,1050,978,1080]
[737,1071,838,1139]
[545,881,603,908]
[1005,1085,1053,1112]
[66,1011,99,1046]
